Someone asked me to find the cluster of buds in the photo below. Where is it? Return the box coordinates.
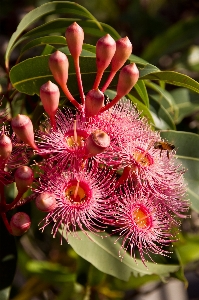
[0,23,189,265]
[0,121,33,236]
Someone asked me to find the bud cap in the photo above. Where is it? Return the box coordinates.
[10,212,31,236]
[49,51,69,86]
[65,22,84,59]
[15,166,34,194]
[40,81,60,117]
[36,192,57,212]
[11,114,38,150]
[0,134,12,159]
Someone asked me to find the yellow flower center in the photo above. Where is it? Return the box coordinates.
[66,135,85,148]
[132,206,151,229]
[65,181,87,204]
[132,150,152,167]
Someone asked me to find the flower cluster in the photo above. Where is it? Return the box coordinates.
[1,22,189,265]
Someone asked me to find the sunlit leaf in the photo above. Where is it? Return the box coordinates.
[134,80,149,107]
[5,1,102,68]
[170,88,199,123]
[150,96,176,130]
[142,71,199,94]
[66,231,180,281]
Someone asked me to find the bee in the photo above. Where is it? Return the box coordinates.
[154,141,175,159]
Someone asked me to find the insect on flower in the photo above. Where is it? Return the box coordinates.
[154,141,175,159]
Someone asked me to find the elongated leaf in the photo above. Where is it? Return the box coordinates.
[5,1,101,68]
[139,64,159,77]
[20,36,66,57]
[66,231,179,281]
[21,19,119,41]
[142,71,199,94]
[176,234,199,265]
[160,130,199,212]
[171,88,199,123]
[134,80,149,107]
[146,81,176,110]
[26,260,75,283]
[150,96,176,130]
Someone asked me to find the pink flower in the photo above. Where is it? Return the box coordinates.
[36,108,89,169]
[112,187,179,265]
[34,164,115,240]
[118,136,188,218]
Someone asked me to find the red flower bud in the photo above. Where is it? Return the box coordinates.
[10,212,31,236]
[0,134,12,159]
[111,37,132,72]
[40,81,60,117]
[96,34,116,71]
[93,34,116,89]
[65,22,84,59]
[100,63,139,113]
[85,89,104,118]
[49,51,69,86]
[15,166,34,194]
[36,192,57,212]
[85,129,110,157]
[11,114,38,150]
[117,63,139,97]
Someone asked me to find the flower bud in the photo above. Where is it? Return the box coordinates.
[111,37,132,72]
[36,192,57,212]
[11,114,38,150]
[85,129,110,156]
[40,81,60,117]
[85,89,104,118]
[96,34,116,71]
[10,212,31,236]
[65,22,84,59]
[0,134,12,159]
[117,63,139,97]
[15,166,34,194]
[49,51,69,86]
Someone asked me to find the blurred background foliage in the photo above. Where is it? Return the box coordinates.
[1,0,199,299]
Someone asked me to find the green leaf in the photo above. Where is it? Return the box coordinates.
[66,231,180,281]
[176,234,199,266]
[134,80,149,107]
[149,96,176,130]
[129,54,149,66]
[26,260,75,283]
[146,81,176,110]
[139,64,160,77]
[170,88,199,123]
[21,19,119,41]
[5,1,101,68]
[160,130,199,212]
[142,71,199,94]
[20,36,67,58]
